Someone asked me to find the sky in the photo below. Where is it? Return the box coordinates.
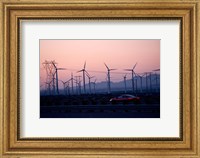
[40,40,160,89]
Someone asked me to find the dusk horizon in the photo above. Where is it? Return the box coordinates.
[40,39,160,90]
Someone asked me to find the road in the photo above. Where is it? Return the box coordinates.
[40,104,160,118]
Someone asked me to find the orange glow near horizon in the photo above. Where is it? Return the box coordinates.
[40,40,160,88]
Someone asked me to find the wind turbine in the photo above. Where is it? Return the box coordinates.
[137,73,145,93]
[123,74,127,94]
[70,73,74,95]
[52,62,66,95]
[74,76,81,95]
[144,72,149,93]
[104,63,116,94]
[91,79,97,94]
[153,69,160,92]
[62,78,72,95]
[85,71,94,94]
[66,81,70,95]
[60,80,67,95]
[104,75,108,93]
[124,63,137,94]
[135,76,138,93]
[77,61,87,94]
[144,72,152,93]
[77,76,82,94]
[149,72,152,93]
[64,73,75,95]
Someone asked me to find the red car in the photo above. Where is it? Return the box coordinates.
[110,94,140,104]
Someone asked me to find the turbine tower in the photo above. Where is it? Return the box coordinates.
[66,79,71,95]
[85,71,94,94]
[153,69,160,92]
[124,63,137,94]
[52,62,66,95]
[145,72,149,93]
[77,76,82,94]
[77,61,87,94]
[74,76,81,95]
[137,73,145,93]
[91,79,97,94]
[135,76,138,93]
[61,79,72,95]
[60,80,68,95]
[70,73,74,95]
[104,63,116,94]
[149,72,152,93]
[123,74,127,94]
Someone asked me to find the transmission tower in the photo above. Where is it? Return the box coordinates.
[42,60,57,95]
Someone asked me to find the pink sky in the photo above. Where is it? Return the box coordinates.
[40,40,160,88]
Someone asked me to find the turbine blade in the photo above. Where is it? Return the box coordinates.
[153,69,160,71]
[52,61,56,68]
[124,69,132,71]
[84,61,86,69]
[86,73,90,78]
[77,70,83,73]
[104,63,109,70]
[57,68,66,70]
[85,70,90,77]
[110,69,117,71]
[67,79,72,82]
[133,62,137,70]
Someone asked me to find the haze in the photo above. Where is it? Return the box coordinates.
[40,40,160,88]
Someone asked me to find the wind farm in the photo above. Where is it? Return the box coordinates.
[40,39,160,118]
[41,60,160,95]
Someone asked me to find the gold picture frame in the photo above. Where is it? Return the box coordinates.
[0,0,199,157]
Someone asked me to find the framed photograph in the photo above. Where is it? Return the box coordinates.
[0,0,199,157]
[40,39,160,118]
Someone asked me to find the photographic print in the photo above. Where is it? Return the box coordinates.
[40,40,160,118]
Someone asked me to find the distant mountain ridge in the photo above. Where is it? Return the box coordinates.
[85,74,160,93]
[40,74,160,95]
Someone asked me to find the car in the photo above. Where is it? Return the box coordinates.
[110,94,140,104]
